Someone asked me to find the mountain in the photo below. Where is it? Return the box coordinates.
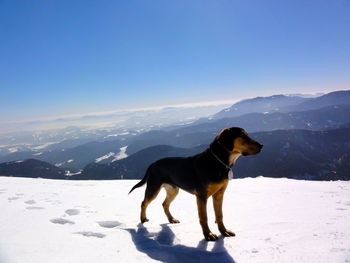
[0,103,229,134]
[0,159,67,179]
[213,95,309,119]
[125,130,214,155]
[1,90,349,172]
[182,104,350,134]
[1,103,349,169]
[236,128,350,180]
[0,140,124,169]
[77,127,350,181]
[77,145,207,180]
[213,90,350,120]
[1,127,349,181]
[125,104,350,155]
[282,90,350,112]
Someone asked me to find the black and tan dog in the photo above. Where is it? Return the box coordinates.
[129,127,263,241]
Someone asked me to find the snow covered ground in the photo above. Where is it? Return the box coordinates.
[0,176,349,263]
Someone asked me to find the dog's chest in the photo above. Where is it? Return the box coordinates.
[206,180,229,197]
[229,152,241,166]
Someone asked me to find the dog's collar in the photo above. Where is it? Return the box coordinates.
[209,148,232,170]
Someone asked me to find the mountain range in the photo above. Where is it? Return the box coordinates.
[72,127,350,181]
[1,90,349,180]
[213,90,350,119]
[0,159,67,179]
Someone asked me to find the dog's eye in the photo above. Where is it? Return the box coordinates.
[240,134,248,139]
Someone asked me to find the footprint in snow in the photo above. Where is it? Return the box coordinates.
[8,197,20,201]
[97,221,122,228]
[24,200,36,205]
[74,232,106,238]
[26,206,44,210]
[50,218,75,225]
[336,207,347,211]
[86,210,98,214]
[65,209,80,216]
[42,198,61,204]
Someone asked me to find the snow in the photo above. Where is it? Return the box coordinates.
[112,146,128,162]
[105,132,130,138]
[65,170,83,176]
[95,152,115,163]
[95,147,128,163]
[0,177,349,263]
[8,148,18,153]
[33,142,59,150]
[55,159,75,167]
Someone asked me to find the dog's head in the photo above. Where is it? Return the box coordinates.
[215,127,263,156]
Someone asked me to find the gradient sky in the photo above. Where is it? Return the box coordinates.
[1,0,349,122]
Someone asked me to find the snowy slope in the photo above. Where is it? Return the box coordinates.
[0,177,349,263]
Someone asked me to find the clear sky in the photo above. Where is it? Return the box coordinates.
[1,0,349,122]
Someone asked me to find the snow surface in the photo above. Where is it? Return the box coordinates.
[0,177,350,263]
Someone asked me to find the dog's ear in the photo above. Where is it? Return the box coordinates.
[216,128,239,151]
[216,128,233,150]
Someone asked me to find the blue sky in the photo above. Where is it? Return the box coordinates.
[1,0,349,122]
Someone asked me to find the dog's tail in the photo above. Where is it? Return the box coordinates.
[128,165,151,194]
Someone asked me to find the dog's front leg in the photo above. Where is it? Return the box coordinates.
[213,190,235,237]
[196,195,218,241]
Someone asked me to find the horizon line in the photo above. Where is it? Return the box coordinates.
[0,98,239,126]
[0,89,336,127]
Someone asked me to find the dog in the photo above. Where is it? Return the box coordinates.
[129,127,263,241]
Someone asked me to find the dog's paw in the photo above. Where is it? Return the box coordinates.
[220,229,236,237]
[141,218,149,223]
[169,218,180,224]
[205,232,218,241]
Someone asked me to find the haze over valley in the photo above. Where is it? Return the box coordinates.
[1,90,349,181]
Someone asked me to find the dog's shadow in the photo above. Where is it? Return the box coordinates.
[125,223,236,263]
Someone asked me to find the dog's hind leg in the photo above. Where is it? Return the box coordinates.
[140,182,161,223]
[162,184,180,224]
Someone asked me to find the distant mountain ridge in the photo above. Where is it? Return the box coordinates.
[214,94,309,119]
[125,104,350,155]
[3,127,349,181]
[214,90,350,119]
[80,145,207,180]
[283,90,350,112]
[1,89,349,181]
[77,127,350,181]
[0,159,67,179]
[0,140,124,170]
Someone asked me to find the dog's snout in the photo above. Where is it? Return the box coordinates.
[255,143,263,153]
